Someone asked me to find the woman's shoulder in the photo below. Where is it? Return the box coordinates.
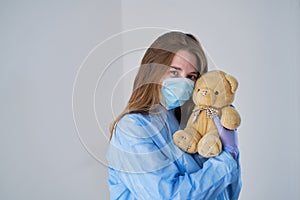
[117,112,167,135]
[118,113,148,127]
[110,113,163,154]
[113,113,153,143]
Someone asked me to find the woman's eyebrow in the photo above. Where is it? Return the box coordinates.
[170,66,198,75]
[170,66,182,71]
[188,71,198,75]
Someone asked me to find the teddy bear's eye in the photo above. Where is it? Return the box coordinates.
[197,89,200,92]
[214,91,219,95]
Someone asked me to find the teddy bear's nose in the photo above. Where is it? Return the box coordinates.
[201,90,208,96]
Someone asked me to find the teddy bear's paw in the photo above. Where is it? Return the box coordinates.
[172,130,199,153]
[220,107,241,130]
[197,134,222,158]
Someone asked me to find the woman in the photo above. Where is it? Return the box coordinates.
[106,31,241,199]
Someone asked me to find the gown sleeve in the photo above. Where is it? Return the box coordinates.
[107,114,240,200]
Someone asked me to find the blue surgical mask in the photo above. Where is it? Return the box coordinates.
[161,78,194,110]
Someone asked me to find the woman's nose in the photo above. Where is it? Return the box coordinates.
[180,72,188,78]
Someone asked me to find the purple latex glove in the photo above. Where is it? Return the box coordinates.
[213,116,239,159]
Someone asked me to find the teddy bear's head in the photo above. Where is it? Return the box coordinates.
[193,70,238,108]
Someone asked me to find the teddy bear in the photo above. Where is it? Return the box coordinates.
[173,70,241,158]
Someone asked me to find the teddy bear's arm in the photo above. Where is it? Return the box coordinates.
[220,106,241,130]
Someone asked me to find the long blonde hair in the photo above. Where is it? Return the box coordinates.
[110,31,208,139]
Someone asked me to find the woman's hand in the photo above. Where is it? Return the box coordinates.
[213,116,239,159]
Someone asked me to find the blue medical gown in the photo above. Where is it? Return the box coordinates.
[106,108,242,200]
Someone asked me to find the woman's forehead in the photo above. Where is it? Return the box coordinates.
[171,50,198,72]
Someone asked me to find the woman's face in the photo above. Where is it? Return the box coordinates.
[161,49,198,82]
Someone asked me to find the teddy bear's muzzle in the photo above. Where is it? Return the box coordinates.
[196,88,216,105]
[200,90,208,96]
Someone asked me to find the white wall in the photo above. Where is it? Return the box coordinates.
[1,0,299,200]
[0,0,122,199]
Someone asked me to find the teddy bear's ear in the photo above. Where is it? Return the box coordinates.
[225,74,238,93]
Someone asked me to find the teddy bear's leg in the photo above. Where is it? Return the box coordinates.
[197,130,222,158]
[172,128,201,153]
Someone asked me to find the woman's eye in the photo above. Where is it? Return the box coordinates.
[187,75,198,81]
[170,70,179,77]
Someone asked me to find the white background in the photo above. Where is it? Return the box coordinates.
[1,0,299,199]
